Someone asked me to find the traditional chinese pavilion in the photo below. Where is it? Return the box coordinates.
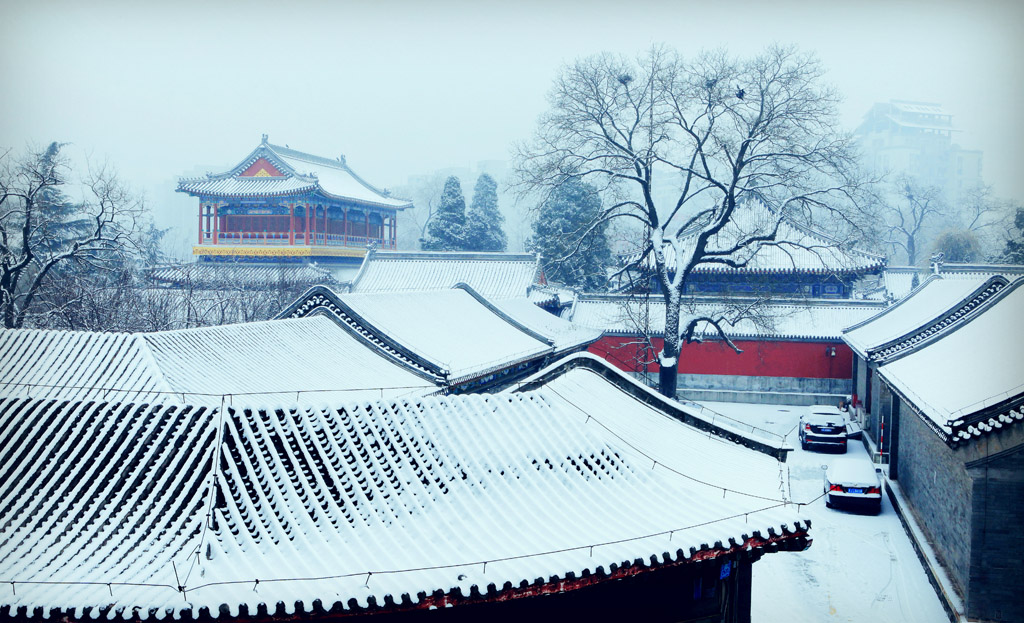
[177,136,411,264]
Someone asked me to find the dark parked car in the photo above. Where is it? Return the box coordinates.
[799,405,848,453]
[823,458,883,514]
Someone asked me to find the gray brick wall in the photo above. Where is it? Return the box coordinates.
[967,444,1024,623]
[894,398,973,598]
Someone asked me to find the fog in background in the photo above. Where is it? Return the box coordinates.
[2,0,1021,257]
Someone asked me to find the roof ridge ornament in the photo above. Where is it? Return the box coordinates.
[261,133,268,144]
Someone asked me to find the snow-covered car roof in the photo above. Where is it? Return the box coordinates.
[826,458,882,486]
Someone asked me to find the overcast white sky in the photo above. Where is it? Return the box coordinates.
[2,0,1022,219]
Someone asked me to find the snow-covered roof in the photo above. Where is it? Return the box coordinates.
[527,284,575,308]
[0,375,807,618]
[881,266,921,300]
[883,264,1024,301]
[889,101,949,116]
[843,275,1008,361]
[177,139,412,209]
[0,329,170,403]
[327,288,553,383]
[0,317,435,406]
[511,352,793,457]
[349,250,541,300]
[148,263,338,289]
[565,294,885,341]
[492,297,602,353]
[877,279,1024,445]
[629,196,885,275]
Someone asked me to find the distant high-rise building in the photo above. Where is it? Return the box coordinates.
[856,100,983,207]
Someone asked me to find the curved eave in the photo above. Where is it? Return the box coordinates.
[316,188,413,211]
[176,182,410,210]
[691,262,885,275]
[6,526,809,621]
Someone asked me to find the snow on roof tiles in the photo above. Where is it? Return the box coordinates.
[877,279,1024,441]
[0,329,171,403]
[149,263,338,288]
[843,275,1006,360]
[0,382,806,618]
[350,251,540,299]
[338,289,553,382]
[177,141,411,209]
[567,295,884,341]
[492,297,602,353]
[517,356,792,473]
[0,317,434,406]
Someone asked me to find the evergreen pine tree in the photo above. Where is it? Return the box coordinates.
[1002,208,1024,263]
[527,178,611,290]
[465,173,507,252]
[34,142,92,256]
[421,176,467,251]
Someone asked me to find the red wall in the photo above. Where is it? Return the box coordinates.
[588,336,853,379]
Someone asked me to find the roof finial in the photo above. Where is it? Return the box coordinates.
[261,133,268,144]
[338,154,346,164]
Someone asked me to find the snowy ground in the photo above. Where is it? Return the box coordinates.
[696,401,949,623]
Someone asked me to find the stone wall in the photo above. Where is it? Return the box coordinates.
[966,443,1024,622]
[894,398,973,600]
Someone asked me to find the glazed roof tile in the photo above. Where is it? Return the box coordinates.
[0,364,806,618]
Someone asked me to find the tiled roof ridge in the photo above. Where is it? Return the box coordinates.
[513,352,792,460]
[869,276,1011,364]
[575,292,885,308]
[268,143,410,204]
[885,380,1024,449]
[178,143,304,184]
[452,284,554,347]
[370,250,538,262]
[279,287,443,381]
[841,274,943,335]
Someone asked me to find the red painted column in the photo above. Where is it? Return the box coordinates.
[343,208,349,245]
[212,204,219,244]
[323,206,328,244]
[198,204,204,244]
[288,205,295,245]
[365,211,370,243]
[304,202,310,245]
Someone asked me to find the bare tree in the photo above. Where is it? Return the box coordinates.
[954,183,1017,259]
[0,144,144,328]
[515,45,864,397]
[870,175,947,266]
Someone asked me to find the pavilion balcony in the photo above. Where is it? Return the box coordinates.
[202,231,396,250]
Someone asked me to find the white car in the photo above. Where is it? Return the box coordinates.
[823,458,883,514]
[799,405,848,453]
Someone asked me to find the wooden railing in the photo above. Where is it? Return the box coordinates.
[204,231,396,249]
